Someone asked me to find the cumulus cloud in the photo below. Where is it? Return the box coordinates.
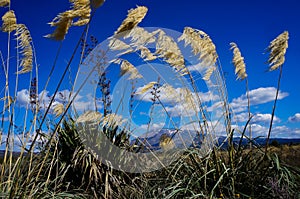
[234,112,280,123]
[230,87,289,113]
[232,123,300,139]
[16,89,102,114]
[288,113,300,123]
[135,83,221,117]
[139,122,165,132]
[136,85,218,103]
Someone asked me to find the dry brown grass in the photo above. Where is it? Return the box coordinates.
[268,144,300,167]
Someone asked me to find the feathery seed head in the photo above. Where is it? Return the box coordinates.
[0,0,9,7]
[114,6,148,36]
[159,134,175,151]
[76,111,102,123]
[181,88,195,110]
[101,113,125,128]
[203,66,216,81]
[109,39,132,51]
[70,0,90,10]
[154,29,187,76]
[179,27,218,67]
[125,26,156,48]
[1,10,17,33]
[160,84,179,103]
[230,42,247,80]
[53,103,65,117]
[135,82,157,95]
[15,24,33,74]
[91,0,105,9]
[140,46,157,61]
[45,14,72,40]
[45,0,92,40]
[267,31,289,71]
[120,60,142,80]
[0,96,13,110]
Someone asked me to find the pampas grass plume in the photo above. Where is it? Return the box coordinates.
[0,0,9,7]
[267,31,289,71]
[230,42,247,80]
[114,6,148,36]
[1,10,17,33]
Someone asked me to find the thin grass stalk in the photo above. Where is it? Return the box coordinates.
[31,27,104,187]
[70,24,90,105]
[27,18,90,153]
[5,31,22,191]
[210,165,230,199]
[1,5,13,188]
[38,43,62,106]
[31,42,40,135]
[265,66,283,154]
[43,141,59,190]
[111,38,196,150]
[245,78,252,150]
[122,30,206,139]
[21,14,94,193]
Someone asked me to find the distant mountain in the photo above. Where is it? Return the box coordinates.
[2,131,299,156]
[216,136,300,149]
[131,129,300,151]
[131,128,212,151]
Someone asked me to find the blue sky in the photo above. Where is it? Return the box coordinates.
[1,0,300,140]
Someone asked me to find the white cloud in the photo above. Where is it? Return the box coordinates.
[136,84,219,104]
[187,62,207,73]
[253,113,280,123]
[232,123,300,139]
[139,122,165,132]
[234,112,280,123]
[16,89,30,107]
[288,113,300,123]
[230,87,289,113]
[16,89,102,114]
[135,83,220,117]
[165,103,198,117]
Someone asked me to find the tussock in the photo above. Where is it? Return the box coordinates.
[179,27,218,67]
[0,0,9,7]
[53,103,64,117]
[114,6,148,36]
[15,24,33,74]
[154,29,187,76]
[230,42,247,80]
[267,31,289,71]
[1,10,17,33]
